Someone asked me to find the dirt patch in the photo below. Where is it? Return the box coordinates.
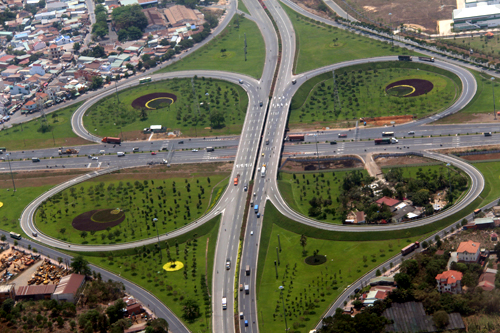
[131,93,178,110]
[385,79,434,97]
[461,152,500,161]
[72,209,126,231]
[436,144,500,155]
[120,130,151,142]
[291,0,337,20]
[281,156,363,172]
[0,169,89,189]
[375,155,437,167]
[361,115,414,126]
[433,112,499,124]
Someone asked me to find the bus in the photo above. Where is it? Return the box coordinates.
[139,77,152,84]
[10,232,21,240]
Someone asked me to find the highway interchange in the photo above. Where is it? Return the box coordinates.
[2,0,500,332]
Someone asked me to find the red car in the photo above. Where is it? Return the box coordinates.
[151,152,156,155]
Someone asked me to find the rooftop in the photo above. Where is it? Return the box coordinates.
[376,196,400,207]
[16,284,57,296]
[457,240,480,254]
[53,274,85,295]
[436,270,463,284]
[453,4,500,20]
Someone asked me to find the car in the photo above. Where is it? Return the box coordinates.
[261,152,264,156]
[244,320,248,327]
[408,131,415,135]
[244,186,247,191]
[239,79,243,84]
[91,156,98,160]
[32,232,37,237]
[250,231,253,236]
[330,141,337,145]
[151,152,156,155]
[354,288,360,293]
[257,213,261,218]
[99,150,105,154]
[87,154,92,158]
[178,141,184,144]
[192,149,198,152]
[226,259,231,270]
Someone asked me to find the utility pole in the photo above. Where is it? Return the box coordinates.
[153,218,162,262]
[332,70,341,114]
[492,77,496,120]
[389,13,393,47]
[191,77,200,137]
[115,77,120,104]
[279,286,288,332]
[6,154,16,194]
[315,133,320,171]
[244,33,247,61]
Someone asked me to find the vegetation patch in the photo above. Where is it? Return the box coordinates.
[131,93,177,110]
[385,79,434,97]
[304,254,327,266]
[71,209,126,231]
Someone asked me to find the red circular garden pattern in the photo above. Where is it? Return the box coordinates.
[131,93,178,109]
[385,79,434,97]
[72,209,126,231]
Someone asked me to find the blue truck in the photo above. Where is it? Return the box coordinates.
[254,205,259,213]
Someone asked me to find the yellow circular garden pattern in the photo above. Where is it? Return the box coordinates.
[145,97,175,109]
[163,261,184,272]
[386,84,415,97]
[131,93,178,110]
[385,79,434,97]
[0,202,3,208]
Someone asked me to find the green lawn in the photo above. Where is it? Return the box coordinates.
[0,186,53,235]
[85,78,248,138]
[35,173,228,245]
[157,16,265,79]
[278,170,368,224]
[439,35,500,61]
[281,3,416,74]
[238,0,250,15]
[289,62,460,128]
[257,221,419,333]
[0,103,90,151]
[472,161,500,205]
[84,216,220,333]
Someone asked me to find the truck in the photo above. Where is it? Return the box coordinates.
[246,265,250,276]
[117,152,125,157]
[484,132,492,137]
[58,148,79,155]
[254,205,259,213]
[375,137,398,144]
[338,133,347,138]
[234,174,240,186]
[382,131,394,137]
[245,284,249,294]
[401,241,420,255]
[206,147,214,152]
[101,137,121,144]
[32,157,40,162]
[222,297,227,310]
[288,134,305,141]
[398,55,412,61]
[261,165,266,178]
[418,56,435,62]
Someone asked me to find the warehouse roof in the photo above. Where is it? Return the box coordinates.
[453,4,500,20]
[16,284,56,296]
[53,274,85,295]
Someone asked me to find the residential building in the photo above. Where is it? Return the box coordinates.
[11,83,30,95]
[54,35,73,46]
[142,7,167,32]
[51,274,86,303]
[355,211,365,224]
[457,240,481,262]
[22,100,37,111]
[163,5,204,27]
[375,196,401,211]
[30,64,46,76]
[436,270,463,294]
[478,271,496,291]
[48,44,63,60]
[0,285,15,303]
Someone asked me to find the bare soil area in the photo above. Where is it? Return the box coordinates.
[281,156,364,172]
[95,162,233,182]
[461,152,500,161]
[433,112,499,124]
[436,144,500,155]
[337,0,456,33]
[375,155,437,167]
[289,115,414,132]
[291,0,337,20]
[0,169,89,188]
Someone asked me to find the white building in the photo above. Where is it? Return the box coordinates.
[29,64,45,76]
[51,274,85,303]
[11,84,30,95]
[465,0,500,7]
[453,4,500,30]
[457,240,481,262]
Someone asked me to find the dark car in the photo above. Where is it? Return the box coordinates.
[330,141,337,145]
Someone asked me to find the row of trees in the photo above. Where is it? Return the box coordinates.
[92,4,109,40]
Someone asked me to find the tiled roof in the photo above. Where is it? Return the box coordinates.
[457,240,480,254]
[16,284,56,296]
[436,270,463,284]
[376,196,400,207]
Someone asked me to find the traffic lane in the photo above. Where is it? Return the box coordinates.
[0,232,190,333]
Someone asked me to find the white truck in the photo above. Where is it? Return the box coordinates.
[261,164,266,178]
[222,297,227,310]
[245,284,249,295]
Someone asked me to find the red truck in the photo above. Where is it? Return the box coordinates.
[401,241,420,256]
[101,137,121,144]
[288,134,305,141]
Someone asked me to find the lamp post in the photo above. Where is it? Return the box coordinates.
[153,218,162,261]
[6,154,16,193]
[389,13,393,47]
[314,133,320,171]
[279,286,288,331]
[492,77,496,120]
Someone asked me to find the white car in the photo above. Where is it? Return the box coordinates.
[192,149,198,152]
[92,156,98,160]
[250,231,253,236]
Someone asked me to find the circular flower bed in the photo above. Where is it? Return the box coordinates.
[163,261,184,272]
[0,202,3,208]
[72,209,125,231]
[305,255,327,266]
[385,79,434,97]
[131,93,177,110]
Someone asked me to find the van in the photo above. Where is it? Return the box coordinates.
[99,150,105,154]
[117,152,125,157]
[133,147,139,151]
[292,79,297,84]
[32,157,40,162]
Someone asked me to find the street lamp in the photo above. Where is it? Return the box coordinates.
[314,133,320,171]
[153,218,162,262]
[279,286,288,331]
[6,154,16,193]
[492,77,496,120]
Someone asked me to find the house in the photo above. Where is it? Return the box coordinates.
[362,285,395,306]
[375,196,401,211]
[163,5,204,28]
[54,35,73,46]
[22,100,37,111]
[391,204,416,223]
[142,7,167,32]
[478,271,496,291]
[457,240,481,262]
[51,274,86,303]
[436,270,463,294]
[48,44,64,60]
[30,64,46,76]
[35,92,49,103]
[11,84,30,95]
[15,285,57,301]
[0,284,15,303]
[126,302,144,316]
[355,211,365,224]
